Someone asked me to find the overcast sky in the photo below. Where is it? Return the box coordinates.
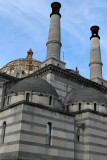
[0,0,107,79]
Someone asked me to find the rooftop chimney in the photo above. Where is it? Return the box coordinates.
[41,2,65,69]
[46,2,62,60]
[89,25,103,82]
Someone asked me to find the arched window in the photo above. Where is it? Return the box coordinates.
[94,103,96,111]
[1,121,6,143]
[79,103,81,111]
[46,122,52,145]
[26,93,30,102]
[49,96,52,105]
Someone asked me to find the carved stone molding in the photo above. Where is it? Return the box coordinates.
[30,64,107,94]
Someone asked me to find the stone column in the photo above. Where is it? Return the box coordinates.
[46,2,62,60]
[89,26,103,81]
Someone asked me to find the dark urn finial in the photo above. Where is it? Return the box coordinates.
[90,25,100,40]
[50,2,61,18]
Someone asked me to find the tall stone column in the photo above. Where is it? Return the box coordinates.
[89,26,103,81]
[46,2,62,60]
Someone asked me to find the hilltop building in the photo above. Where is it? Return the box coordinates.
[0,2,107,160]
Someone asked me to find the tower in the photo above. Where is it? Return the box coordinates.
[89,26,103,83]
[46,2,61,60]
[41,2,65,69]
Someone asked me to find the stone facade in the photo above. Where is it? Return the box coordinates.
[0,1,107,160]
[0,102,74,160]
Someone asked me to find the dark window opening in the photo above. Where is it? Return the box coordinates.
[77,128,80,142]
[1,121,6,143]
[77,135,80,142]
[94,103,96,111]
[26,93,30,102]
[7,96,9,105]
[39,93,43,96]
[66,105,69,112]
[46,122,52,145]
[49,96,52,105]
[22,71,25,75]
[79,103,81,111]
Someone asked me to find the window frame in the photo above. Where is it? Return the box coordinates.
[79,103,81,111]
[49,96,52,106]
[94,103,97,111]
[46,122,52,145]
[1,121,6,143]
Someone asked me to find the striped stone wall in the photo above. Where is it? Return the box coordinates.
[0,103,74,160]
[18,104,74,160]
[0,104,23,160]
[75,112,107,160]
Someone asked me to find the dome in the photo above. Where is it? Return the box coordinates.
[6,76,58,98]
[65,87,107,104]
[0,48,41,78]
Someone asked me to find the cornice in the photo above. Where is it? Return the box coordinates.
[0,72,18,83]
[1,100,106,118]
[89,61,103,66]
[29,64,107,94]
[46,40,62,47]
[0,100,74,117]
[74,109,107,117]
